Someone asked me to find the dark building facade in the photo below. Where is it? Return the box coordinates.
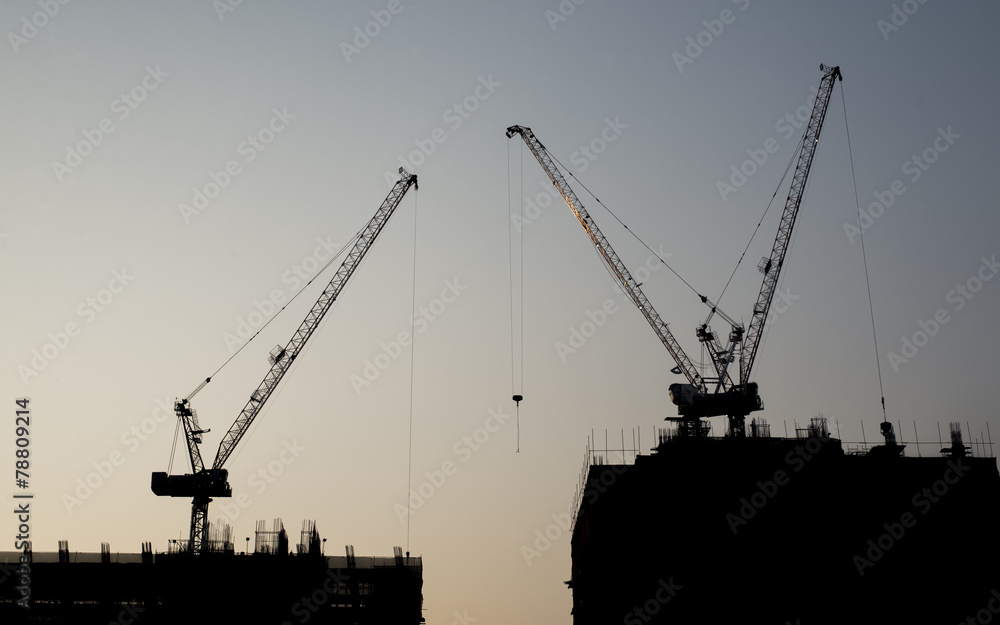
[569,423,1000,624]
[0,544,423,624]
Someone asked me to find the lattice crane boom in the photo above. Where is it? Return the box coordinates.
[739,64,841,385]
[506,64,841,436]
[506,125,706,394]
[213,169,418,470]
[152,167,418,554]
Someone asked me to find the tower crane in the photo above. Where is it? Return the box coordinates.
[507,63,841,437]
[152,168,418,554]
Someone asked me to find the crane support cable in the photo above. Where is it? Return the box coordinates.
[739,65,842,385]
[212,170,419,470]
[715,131,806,307]
[155,168,418,557]
[548,145,752,388]
[547,152,703,301]
[167,416,181,474]
[547,150,745,343]
[183,228,364,403]
[507,125,706,393]
[842,83,887,421]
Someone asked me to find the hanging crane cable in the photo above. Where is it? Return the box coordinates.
[841,83,888,422]
[507,139,524,451]
[406,188,419,555]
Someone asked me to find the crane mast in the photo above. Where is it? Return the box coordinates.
[506,125,706,395]
[152,167,418,554]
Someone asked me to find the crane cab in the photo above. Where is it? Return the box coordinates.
[668,383,699,407]
[669,383,762,419]
[151,469,231,498]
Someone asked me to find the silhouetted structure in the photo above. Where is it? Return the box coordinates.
[569,419,1000,624]
[0,521,423,624]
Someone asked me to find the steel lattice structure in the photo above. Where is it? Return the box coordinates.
[507,125,707,394]
[154,168,418,554]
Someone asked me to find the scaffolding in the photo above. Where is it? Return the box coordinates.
[297,520,322,556]
[255,519,288,555]
[205,520,234,554]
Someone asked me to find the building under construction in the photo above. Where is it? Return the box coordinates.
[0,520,423,624]
[568,419,1000,624]
[0,171,431,624]
[506,68,999,622]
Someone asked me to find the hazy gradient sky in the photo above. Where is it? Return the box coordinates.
[2,1,999,623]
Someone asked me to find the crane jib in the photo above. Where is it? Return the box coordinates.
[153,167,417,555]
[506,125,705,394]
[739,65,841,386]
[507,63,840,436]
[212,170,417,471]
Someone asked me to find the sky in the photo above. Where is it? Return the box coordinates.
[2,1,999,623]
